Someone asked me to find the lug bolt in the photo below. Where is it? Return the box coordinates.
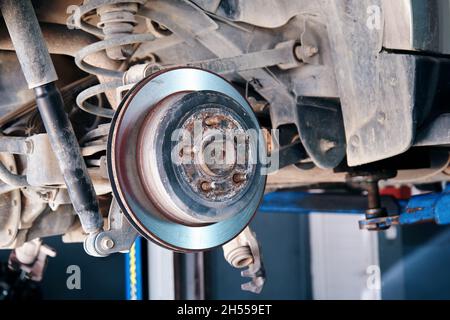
[201,181,214,192]
[233,173,247,184]
[205,116,221,126]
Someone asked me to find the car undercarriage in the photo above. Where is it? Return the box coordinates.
[0,0,450,295]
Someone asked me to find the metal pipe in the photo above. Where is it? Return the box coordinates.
[0,0,103,234]
[367,181,381,210]
[0,136,31,155]
[0,181,19,195]
[0,142,28,189]
[0,161,28,188]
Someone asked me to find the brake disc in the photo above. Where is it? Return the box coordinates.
[108,68,267,252]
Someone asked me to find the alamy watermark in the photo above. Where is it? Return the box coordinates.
[366,265,382,291]
[66,265,81,290]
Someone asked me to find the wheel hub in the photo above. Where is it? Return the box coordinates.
[178,106,251,204]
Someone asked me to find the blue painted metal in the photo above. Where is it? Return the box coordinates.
[125,237,143,300]
[260,186,450,228]
[259,191,401,215]
[400,185,450,226]
[260,192,363,215]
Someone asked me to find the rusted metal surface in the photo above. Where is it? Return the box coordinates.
[172,103,251,204]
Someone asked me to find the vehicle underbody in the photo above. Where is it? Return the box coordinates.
[0,0,449,293]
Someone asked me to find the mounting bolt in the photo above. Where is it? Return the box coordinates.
[101,237,115,250]
[233,173,247,184]
[205,116,221,126]
[201,181,214,192]
[295,45,319,60]
[303,45,319,58]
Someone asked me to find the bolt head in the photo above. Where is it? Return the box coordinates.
[233,173,247,184]
[200,181,213,192]
[101,237,115,250]
[204,116,221,126]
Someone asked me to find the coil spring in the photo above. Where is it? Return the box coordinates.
[97,2,139,60]
[67,0,155,118]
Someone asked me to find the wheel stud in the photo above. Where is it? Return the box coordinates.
[205,116,221,126]
[201,181,214,192]
[233,173,247,184]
